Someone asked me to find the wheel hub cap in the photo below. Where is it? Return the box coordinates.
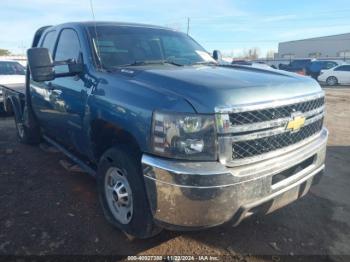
[105,167,133,224]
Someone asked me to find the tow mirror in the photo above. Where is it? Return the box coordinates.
[213,50,222,61]
[27,47,55,82]
[68,53,84,74]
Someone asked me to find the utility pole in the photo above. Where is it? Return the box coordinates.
[187,17,190,35]
[18,41,26,56]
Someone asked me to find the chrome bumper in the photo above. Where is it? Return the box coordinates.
[142,128,328,229]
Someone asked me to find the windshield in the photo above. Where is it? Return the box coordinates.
[87,25,216,68]
[0,61,25,75]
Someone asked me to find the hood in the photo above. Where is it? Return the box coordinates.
[126,65,322,113]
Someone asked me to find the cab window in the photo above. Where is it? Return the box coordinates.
[41,30,57,55]
[54,29,81,62]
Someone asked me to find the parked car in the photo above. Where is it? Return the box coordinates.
[317,64,350,86]
[0,60,26,112]
[279,59,312,75]
[3,22,328,239]
[307,60,341,79]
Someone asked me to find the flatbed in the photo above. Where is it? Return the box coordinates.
[0,83,25,115]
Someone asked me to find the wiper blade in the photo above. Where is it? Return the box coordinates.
[193,61,218,66]
[162,60,183,66]
[120,59,183,67]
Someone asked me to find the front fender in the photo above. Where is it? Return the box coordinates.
[86,93,192,153]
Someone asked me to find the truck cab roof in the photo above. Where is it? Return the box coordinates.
[44,21,174,31]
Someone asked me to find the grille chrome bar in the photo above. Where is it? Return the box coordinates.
[226,106,325,134]
[231,118,324,161]
[221,129,325,167]
[231,112,324,142]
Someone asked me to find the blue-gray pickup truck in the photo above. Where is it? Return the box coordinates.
[3,22,328,238]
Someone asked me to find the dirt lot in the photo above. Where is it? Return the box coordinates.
[0,87,349,261]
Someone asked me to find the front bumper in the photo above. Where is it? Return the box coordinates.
[142,128,328,229]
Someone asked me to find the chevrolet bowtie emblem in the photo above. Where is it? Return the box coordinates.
[287,115,305,132]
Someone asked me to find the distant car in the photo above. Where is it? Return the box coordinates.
[0,60,26,112]
[317,64,350,86]
[279,59,312,75]
[307,60,341,79]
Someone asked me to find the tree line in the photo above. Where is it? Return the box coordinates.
[0,49,11,56]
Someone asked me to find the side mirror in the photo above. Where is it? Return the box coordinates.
[27,47,55,82]
[68,53,84,74]
[213,50,222,61]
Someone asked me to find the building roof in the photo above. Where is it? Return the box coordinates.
[279,32,350,44]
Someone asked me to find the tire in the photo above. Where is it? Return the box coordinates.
[97,145,162,239]
[0,102,4,115]
[4,98,14,116]
[326,76,338,86]
[14,105,41,145]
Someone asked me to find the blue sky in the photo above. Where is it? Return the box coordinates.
[1,0,350,57]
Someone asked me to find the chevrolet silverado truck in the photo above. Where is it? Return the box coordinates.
[7,22,327,239]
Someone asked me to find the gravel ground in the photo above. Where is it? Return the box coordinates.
[0,87,349,261]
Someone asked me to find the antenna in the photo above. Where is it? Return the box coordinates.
[89,0,102,67]
[187,17,190,35]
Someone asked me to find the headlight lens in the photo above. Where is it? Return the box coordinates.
[152,112,217,160]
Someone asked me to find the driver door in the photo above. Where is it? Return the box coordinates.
[46,28,88,150]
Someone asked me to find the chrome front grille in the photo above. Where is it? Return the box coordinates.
[229,97,324,125]
[216,92,325,166]
[232,117,323,159]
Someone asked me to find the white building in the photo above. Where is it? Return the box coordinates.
[278,33,350,60]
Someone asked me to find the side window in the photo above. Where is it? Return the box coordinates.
[325,62,337,69]
[41,31,56,55]
[335,66,348,71]
[343,65,350,71]
[54,29,81,62]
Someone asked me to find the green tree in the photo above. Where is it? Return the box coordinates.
[0,49,11,56]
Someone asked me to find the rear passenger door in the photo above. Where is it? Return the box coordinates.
[334,66,350,84]
[49,28,89,152]
[342,65,350,83]
[30,30,58,135]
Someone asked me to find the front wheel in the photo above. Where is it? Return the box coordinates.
[97,146,162,239]
[326,76,338,86]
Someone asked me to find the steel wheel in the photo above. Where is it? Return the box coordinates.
[326,76,338,86]
[104,167,133,224]
[15,120,25,139]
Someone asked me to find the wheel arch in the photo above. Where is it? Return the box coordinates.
[89,118,143,163]
[7,95,24,120]
[326,75,338,85]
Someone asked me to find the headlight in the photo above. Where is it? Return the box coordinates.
[151,111,217,160]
